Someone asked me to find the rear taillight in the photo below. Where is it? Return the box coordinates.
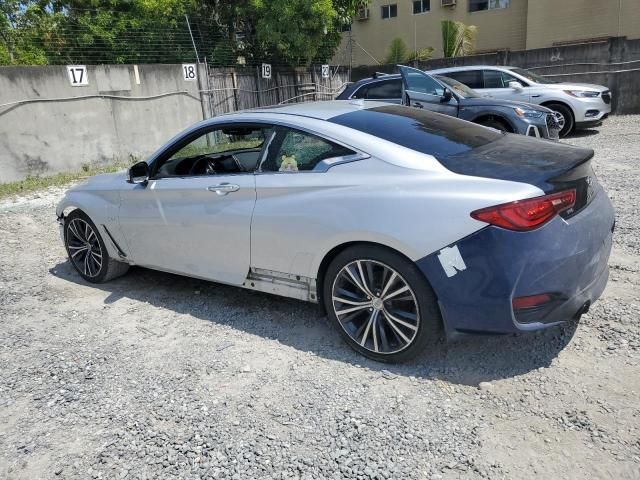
[512,293,553,310]
[471,189,576,232]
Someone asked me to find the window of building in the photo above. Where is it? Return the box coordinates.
[381,4,398,19]
[413,0,430,14]
[469,0,510,12]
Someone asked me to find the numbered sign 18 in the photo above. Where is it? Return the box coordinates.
[321,65,330,79]
[182,64,197,81]
[67,66,88,86]
[261,63,272,79]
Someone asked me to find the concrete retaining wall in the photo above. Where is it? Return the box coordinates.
[0,64,205,183]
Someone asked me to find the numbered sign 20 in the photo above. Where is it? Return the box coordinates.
[321,65,330,79]
[182,64,197,81]
[261,63,272,79]
[67,66,88,86]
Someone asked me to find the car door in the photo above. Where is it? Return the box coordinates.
[398,66,458,116]
[251,126,363,278]
[117,124,271,285]
[478,69,531,102]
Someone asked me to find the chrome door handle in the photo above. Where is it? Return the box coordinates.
[207,183,240,196]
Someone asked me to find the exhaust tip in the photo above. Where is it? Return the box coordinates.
[574,301,591,320]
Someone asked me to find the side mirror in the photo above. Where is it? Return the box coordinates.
[128,161,150,184]
[509,81,524,91]
[441,88,453,103]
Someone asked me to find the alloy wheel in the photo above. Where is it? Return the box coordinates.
[66,218,103,278]
[553,111,566,130]
[331,260,420,355]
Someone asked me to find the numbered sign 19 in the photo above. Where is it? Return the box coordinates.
[182,64,197,81]
[67,66,88,86]
[261,63,272,79]
[321,65,330,79]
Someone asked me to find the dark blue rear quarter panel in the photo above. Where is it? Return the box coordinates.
[417,189,615,335]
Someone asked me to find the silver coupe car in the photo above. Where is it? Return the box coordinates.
[57,101,615,362]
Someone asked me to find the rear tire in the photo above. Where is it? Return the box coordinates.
[323,245,442,363]
[64,210,129,283]
[546,103,574,137]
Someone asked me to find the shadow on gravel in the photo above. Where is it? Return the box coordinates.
[50,261,578,386]
[565,128,600,139]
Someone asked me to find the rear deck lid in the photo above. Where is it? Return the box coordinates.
[329,105,595,195]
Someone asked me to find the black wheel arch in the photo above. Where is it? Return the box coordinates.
[540,100,575,118]
[471,113,515,133]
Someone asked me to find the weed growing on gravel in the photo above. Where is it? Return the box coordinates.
[0,158,137,199]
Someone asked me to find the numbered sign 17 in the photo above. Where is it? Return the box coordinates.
[261,63,272,79]
[182,64,197,81]
[321,65,330,79]
[67,66,88,86]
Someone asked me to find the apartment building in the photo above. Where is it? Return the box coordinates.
[333,0,640,66]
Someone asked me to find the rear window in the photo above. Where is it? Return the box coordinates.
[328,105,501,158]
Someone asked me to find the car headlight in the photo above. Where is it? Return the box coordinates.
[514,107,544,118]
[564,90,600,98]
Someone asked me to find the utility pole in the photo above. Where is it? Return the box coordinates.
[185,14,200,64]
[348,28,353,81]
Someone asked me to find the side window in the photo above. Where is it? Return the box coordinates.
[445,70,483,89]
[262,128,355,172]
[365,79,403,99]
[483,70,507,88]
[405,72,444,96]
[155,126,271,177]
[351,85,369,99]
[501,71,526,86]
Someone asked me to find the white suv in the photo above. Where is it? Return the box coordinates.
[427,65,611,137]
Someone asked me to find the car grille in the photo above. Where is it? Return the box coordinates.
[545,113,560,138]
[602,91,611,104]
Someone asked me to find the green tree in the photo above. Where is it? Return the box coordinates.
[1,0,369,66]
[407,46,434,63]
[441,20,477,58]
[206,0,369,66]
[384,37,409,64]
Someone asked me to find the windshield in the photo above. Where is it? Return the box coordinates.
[510,68,557,84]
[435,75,481,98]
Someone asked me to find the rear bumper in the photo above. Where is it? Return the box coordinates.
[416,189,615,335]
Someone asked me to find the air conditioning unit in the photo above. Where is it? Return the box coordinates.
[357,7,369,20]
[441,0,457,6]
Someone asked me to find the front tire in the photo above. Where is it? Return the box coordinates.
[323,245,442,363]
[64,210,129,283]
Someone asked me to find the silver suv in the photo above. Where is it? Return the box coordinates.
[427,65,611,137]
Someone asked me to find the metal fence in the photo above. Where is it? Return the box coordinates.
[202,65,350,116]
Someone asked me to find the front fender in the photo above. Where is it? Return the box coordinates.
[56,189,125,260]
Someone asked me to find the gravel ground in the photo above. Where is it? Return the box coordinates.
[1,116,639,480]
